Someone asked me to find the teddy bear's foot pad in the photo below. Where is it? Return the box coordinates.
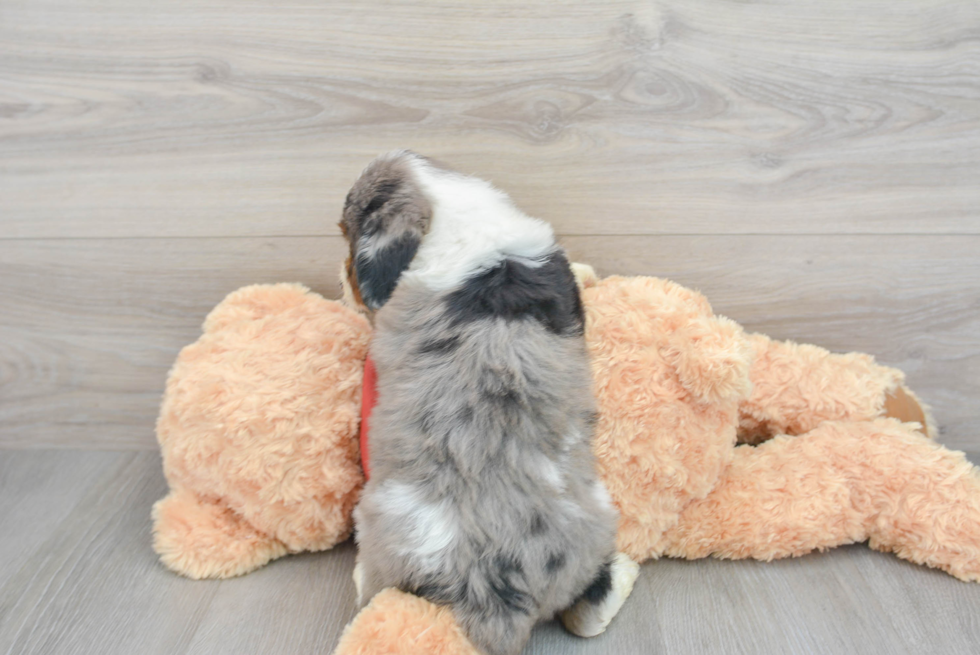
[884,385,935,437]
[560,552,639,638]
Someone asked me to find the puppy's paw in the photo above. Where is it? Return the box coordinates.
[561,552,639,638]
[353,561,365,606]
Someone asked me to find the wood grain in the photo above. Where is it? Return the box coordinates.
[0,450,122,585]
[0,451,218,655]
[3,451,980,655]
[3,1,980,653]
[0,237,350,448]
[565,234,980,448]
[182,548,360,655]
[2,0,978,237]
[1,235,977,449]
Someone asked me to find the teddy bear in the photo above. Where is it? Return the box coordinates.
[152,267,980,654]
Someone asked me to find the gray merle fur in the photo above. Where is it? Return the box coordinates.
[347,152,618,655]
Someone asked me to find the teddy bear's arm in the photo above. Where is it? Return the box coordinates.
[662,418,980,582]
[738,333,936,445]
[333,588,480,655]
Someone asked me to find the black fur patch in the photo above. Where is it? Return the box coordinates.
[529,512,547,536]
[412,578,468,605]
[489,555,532,615]
[476,366,527,419]
[416,409,435,434]
[455,405,474,424]
[483,386,523,410]
[362,180,401,218]
[354,232,421,310]
[443,251,584,336]
[545,552,566,574]
[418,334,461,355]
[580,560,613,604]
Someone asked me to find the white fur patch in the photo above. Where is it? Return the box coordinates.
[355,229,402,260]
[536,454,566,493]
[339,261,365,313]
[563,427,583,451]
[375,480,457,566]
[399,158,557,292]
[591,480,614,512]
[352,560,365,606]
[561,552,640,638]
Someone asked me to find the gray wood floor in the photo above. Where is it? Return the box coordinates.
[3,0,980,653]
[3,450,980,655]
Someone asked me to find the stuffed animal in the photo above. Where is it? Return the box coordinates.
[153,283,370,579]
[153,268,980,654]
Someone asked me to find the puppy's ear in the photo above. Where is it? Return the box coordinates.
[341,152,432,310]
[353,230,422,310]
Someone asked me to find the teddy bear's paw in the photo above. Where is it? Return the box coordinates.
[152,488,288,579]
[333,588,481,655]
[570,262,598,290]
[560,552,640,638]
[884,385,937,438]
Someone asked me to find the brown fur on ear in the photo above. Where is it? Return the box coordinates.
[338,219,366,310]
[340,151,432,310]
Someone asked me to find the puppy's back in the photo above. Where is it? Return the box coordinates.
[345,152,618,655]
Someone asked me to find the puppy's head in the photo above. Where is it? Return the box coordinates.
[340,151,432,312]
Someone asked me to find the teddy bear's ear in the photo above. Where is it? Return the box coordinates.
[570,262,599,290]
[663,314,752,406]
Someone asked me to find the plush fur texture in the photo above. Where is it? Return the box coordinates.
[342,152,619,655]
[151,261,980,653]
[334,588,480,655]
[583,275,752,561]
[153,283,369,579]
[738,333,937,444]
[336,271,977,655]
[663,417,980,578]
[576,274,980,583]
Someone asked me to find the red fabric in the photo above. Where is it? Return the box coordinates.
[360,355,378,480]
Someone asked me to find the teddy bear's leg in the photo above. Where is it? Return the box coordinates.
[152,487,288,579]
[662,422,869,562]
[662,419,980,582]
[332,588,481,655]
[738,333,936,445]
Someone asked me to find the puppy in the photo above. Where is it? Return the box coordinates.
[340,151,636,655]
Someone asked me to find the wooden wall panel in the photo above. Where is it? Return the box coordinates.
[2,0,978,238]
[1,238,348,448]
[2,235,977,449]
[3,1,980,650]
[1,0,978,449]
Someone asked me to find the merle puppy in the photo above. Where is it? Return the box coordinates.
[340,151,636,655]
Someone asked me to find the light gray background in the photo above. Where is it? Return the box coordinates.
[2,1,979,653]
